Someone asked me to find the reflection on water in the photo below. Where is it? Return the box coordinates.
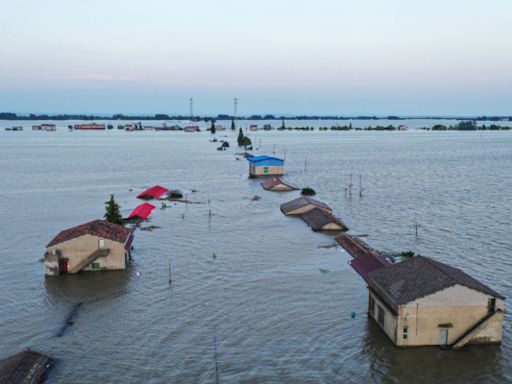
[44,268,133,304]
[0,126,511,383]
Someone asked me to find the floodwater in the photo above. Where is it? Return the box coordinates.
[0,121,511,383]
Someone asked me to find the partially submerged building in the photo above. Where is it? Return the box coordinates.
[44,220,134,276]
[184,125,200,132]
[336,234,392,281]
[137,185,169,200]
[261,177,297,192]
[32,124,56,131]
[366,256,505,348]
[0,349,53,384]
[73,123,106,130]
[128,202,155,220]
[247,155,284,177]
[280,196,332,216]
[301,208,348,232]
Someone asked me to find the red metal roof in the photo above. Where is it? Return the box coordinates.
[47,220,132,247]
[349,253,390,283]
[136,185,169,199]
[128,202,156,220]
[336,234,391,282]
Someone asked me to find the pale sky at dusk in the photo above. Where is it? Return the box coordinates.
[1,0,511,115]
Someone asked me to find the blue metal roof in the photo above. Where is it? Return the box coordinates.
[247,155,284,166]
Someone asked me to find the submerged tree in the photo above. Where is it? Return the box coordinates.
[104,195,123,225]
[237,127,245,146]
[210,119,216,134]
[231,118,236,130]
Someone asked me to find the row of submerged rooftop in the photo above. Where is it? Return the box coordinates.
[250,152,506,349]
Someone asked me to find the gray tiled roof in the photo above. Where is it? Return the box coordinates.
[368,256,505,313]
[280,197,331,214]
[301,208,348,231]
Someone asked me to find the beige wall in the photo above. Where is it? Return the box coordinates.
[396,284,504,347]
[287,205,332,216]
[368,290,398,343]
[272,184,293,191]
[46,234,127,273]
[250,165,284,177]
[322,222,345,231]
[369,285,504,347]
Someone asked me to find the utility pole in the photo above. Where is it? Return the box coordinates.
[348,174,353,197]
[359,175,363,197]
[189,98,194,123]
[168,260,172,285]
[413,222,421,238]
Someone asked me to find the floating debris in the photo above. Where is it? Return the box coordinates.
[319,269,330,273]
[251,195,262,201]
[140,225,160,232]
[55,303,82,337]
[317,242,338,249]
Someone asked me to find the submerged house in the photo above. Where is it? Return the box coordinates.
[280,196,332,216]
[44,220,134,276]
[336,234,392,281]
[137,185,169,200]
[32,124,56,131]
[366,256,505,348]
[73,123,106,130]
[247,155,284,177]
[301,208,348,232]
[261,177,297,192]
[127,202,155,220]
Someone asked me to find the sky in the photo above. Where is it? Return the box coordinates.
[0,0,511,116]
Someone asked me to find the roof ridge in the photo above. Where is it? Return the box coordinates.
[420,256,460,286]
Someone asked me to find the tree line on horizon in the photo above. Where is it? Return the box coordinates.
[1,112,511,122]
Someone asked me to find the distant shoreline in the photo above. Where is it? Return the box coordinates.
[1,112,511,122]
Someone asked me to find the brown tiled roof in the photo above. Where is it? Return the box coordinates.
[280,196,331,214]
[261,177,297,191]
[301,208,348,231]
[368,256,505,313]
[47,220,132,247]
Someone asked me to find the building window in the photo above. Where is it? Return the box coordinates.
[378,306,385,327]
[488,298,496,314]
[91,262,100,270]
[264,167,269,173]
[369,296,375,315]
[403,326,408,340]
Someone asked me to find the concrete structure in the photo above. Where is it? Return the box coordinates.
[367,256,505,348]
[248,155,284,177]
[44,220,134,276]
[280,196,332,216]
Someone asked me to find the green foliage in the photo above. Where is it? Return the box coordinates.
[432,124,448,131]
[231,119,236,130]
[104,194,123,225]
[301,187,316,196]
[237,128,245,146]
[210,119,216,134]
[400,250,415,259]
[117,125,124,129]
[107,124,113,130]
